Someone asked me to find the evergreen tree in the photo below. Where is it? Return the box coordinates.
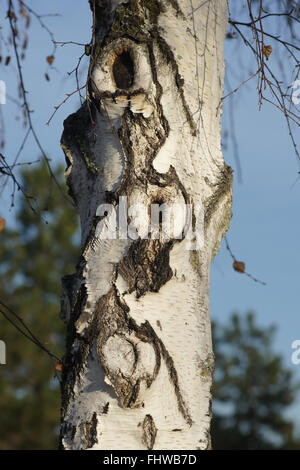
[0,161,79,449]
[211,312,300,450]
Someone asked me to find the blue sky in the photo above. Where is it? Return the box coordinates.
[1,0,300,427]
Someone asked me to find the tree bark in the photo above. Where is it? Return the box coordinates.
[60,0,232,450]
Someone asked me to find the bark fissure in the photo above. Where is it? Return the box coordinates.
[142,414,157,449]
[82,412,98,449]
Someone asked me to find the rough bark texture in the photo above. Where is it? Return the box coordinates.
[60,0,232,450]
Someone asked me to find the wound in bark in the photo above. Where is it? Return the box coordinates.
[112,50,134,89]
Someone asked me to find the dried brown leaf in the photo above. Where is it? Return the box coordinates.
[233,260,245,273]
[55,361,62,372]
[263,45,272,60]
[46,55,54,65]
[0,218,6,233]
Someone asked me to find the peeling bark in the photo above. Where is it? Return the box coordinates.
[60,0,232,450]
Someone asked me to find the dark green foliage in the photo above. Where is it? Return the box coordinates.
[211,312,300,450]
[0,161,79,449]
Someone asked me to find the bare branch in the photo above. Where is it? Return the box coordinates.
[6,0,75,207]
[0,300,61,372]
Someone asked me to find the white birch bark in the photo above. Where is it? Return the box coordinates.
[60,0,232,450]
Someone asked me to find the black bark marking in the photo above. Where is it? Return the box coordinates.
[142,414,157,450]
[83,412,98,449]
[118,239,173,298]
[103,402,110,414]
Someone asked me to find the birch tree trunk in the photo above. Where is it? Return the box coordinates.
[60,0,232,450]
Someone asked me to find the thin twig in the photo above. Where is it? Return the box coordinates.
[46,85,86,125]
[0,152,38,212]
[53,40,86,47]
[217,70,259,114]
